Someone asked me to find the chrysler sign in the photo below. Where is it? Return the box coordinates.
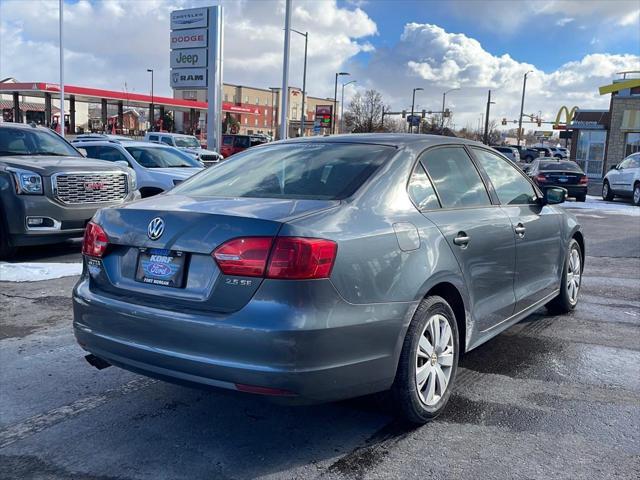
[171,68,207,88]
[170,28,207,49]
[171,7,208,30]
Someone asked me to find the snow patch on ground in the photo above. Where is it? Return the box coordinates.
[0,262,82,282]
[562,196,639,216]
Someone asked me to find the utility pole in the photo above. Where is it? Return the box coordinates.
[279,0,292,140]
[517,71,532,146]
[59,0,64,138]
[410,87,423,134]
[483,90,494,145]
[147,69,154,131]
[291,29,308,136]
[441,88,460,133]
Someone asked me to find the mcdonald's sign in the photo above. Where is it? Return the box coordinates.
[553,106,578,129]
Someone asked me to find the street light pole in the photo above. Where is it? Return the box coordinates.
[410,87,423,134]
[59,0,64,138]
[341,80,356,133]
[269,87,279,139]
[333,72,350,134]
[483,90,495,145]
[517,70,532,146]
[279,0,292,140]
[147,68,154,132]
[291,29,308,137]
[441,87,460,132]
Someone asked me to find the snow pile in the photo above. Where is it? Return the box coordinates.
[562,196,639,217]
[0,262,82,282]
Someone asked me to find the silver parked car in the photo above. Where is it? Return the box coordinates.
[73,134,584,423]
[602,152,640,206]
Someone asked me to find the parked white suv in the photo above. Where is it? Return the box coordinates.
[602,152,640,206]
[144,132,223,166]
[76,140,203,198]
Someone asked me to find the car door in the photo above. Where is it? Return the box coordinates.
[419,146,517,332]
[619,156,640,193]
[470,147,564,312]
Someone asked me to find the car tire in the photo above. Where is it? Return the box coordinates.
[547,238,582,314]
[602,181,614,201]
[391,295,459,424]
[633,183,640,207]
[576,194,586,202]
[0,221,17,260]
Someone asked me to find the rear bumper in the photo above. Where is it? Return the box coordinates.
[72,277,415,403]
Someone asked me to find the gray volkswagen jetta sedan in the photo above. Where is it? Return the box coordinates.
[73,134,583,423]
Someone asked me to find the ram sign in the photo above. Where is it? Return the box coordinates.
[171,68,207,88]
[170,28,208,49]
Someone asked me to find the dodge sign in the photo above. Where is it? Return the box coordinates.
[170,28,207,49]
[171,68,207,89]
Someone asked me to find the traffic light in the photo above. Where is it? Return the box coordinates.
[443,108,451,118]
[402,110,407,119]
[421,109,426,118]
[537,117,542,127]
[501,118,507,126]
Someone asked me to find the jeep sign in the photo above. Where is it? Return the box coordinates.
[170,7,208,30]
[170,28,207,49]
[170,68,207,88]
[170,48,207,68]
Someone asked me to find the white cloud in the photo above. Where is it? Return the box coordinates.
[0,0,376,99]
[556,17,574,26]
[618,9,640,26]
[350,23,640,129]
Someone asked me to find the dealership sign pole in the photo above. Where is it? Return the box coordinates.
[170,6,223,152]
[59,0,64,138]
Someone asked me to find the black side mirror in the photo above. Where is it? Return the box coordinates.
[609,164,618,170]
[542,186,567,205]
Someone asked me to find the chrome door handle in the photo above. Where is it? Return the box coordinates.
[453,232,470,246]
[515,223,526,237]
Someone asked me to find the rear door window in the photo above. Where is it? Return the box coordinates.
[160,137,174,146]
[408,162,440,210]
[471,148,537,205]
[148,135,159,142]
[171,143,395,200]
[420,147,491,208]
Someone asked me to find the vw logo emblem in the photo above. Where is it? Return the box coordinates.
[147,217,165,241]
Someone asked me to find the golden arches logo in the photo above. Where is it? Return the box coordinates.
[554,106,578,128]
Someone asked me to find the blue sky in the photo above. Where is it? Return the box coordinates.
[344,0,640,71]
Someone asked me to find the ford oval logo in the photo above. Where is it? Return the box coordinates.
[147,217,165,240]
[147,263,172,277]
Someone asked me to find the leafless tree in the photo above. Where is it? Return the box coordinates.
[344,89,387,133]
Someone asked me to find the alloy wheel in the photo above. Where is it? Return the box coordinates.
[566,247,582,305]
[603,183,609,198]
[415,314,454,406]
[634,185,640,205]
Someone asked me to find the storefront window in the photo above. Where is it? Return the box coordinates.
[575,130,607,177]
[625,132,640,156]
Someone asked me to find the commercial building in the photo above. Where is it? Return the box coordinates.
[568,73,640,178]
[174,83,338,138]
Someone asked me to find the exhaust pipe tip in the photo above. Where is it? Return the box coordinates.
[84,354,111,370]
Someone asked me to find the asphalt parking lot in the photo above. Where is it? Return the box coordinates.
[1,197,639,480]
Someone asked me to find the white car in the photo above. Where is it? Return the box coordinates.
[144,132,223,166]
[602,152,640,206]
[77,140,204,198]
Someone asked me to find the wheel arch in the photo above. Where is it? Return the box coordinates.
[424,281,468,355]
[572,230,585,267]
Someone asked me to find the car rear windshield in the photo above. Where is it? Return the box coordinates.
[539,161,582,172]
[125,146,201,168]
[170,142,395,200]
[174,136,200,148]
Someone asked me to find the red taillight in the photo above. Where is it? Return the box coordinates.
[267,237,337,279]
[212,236,337,280]
[579,175,588,185]
[535,174,547,183]
[82,221,108,257]
[212,237,273,277]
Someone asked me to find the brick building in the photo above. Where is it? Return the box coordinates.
[174,83,338,138]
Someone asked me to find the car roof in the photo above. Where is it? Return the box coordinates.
[147,132,194,138]
[0,122,48,131]
[273,133,483,149]
[74,140,174,148]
